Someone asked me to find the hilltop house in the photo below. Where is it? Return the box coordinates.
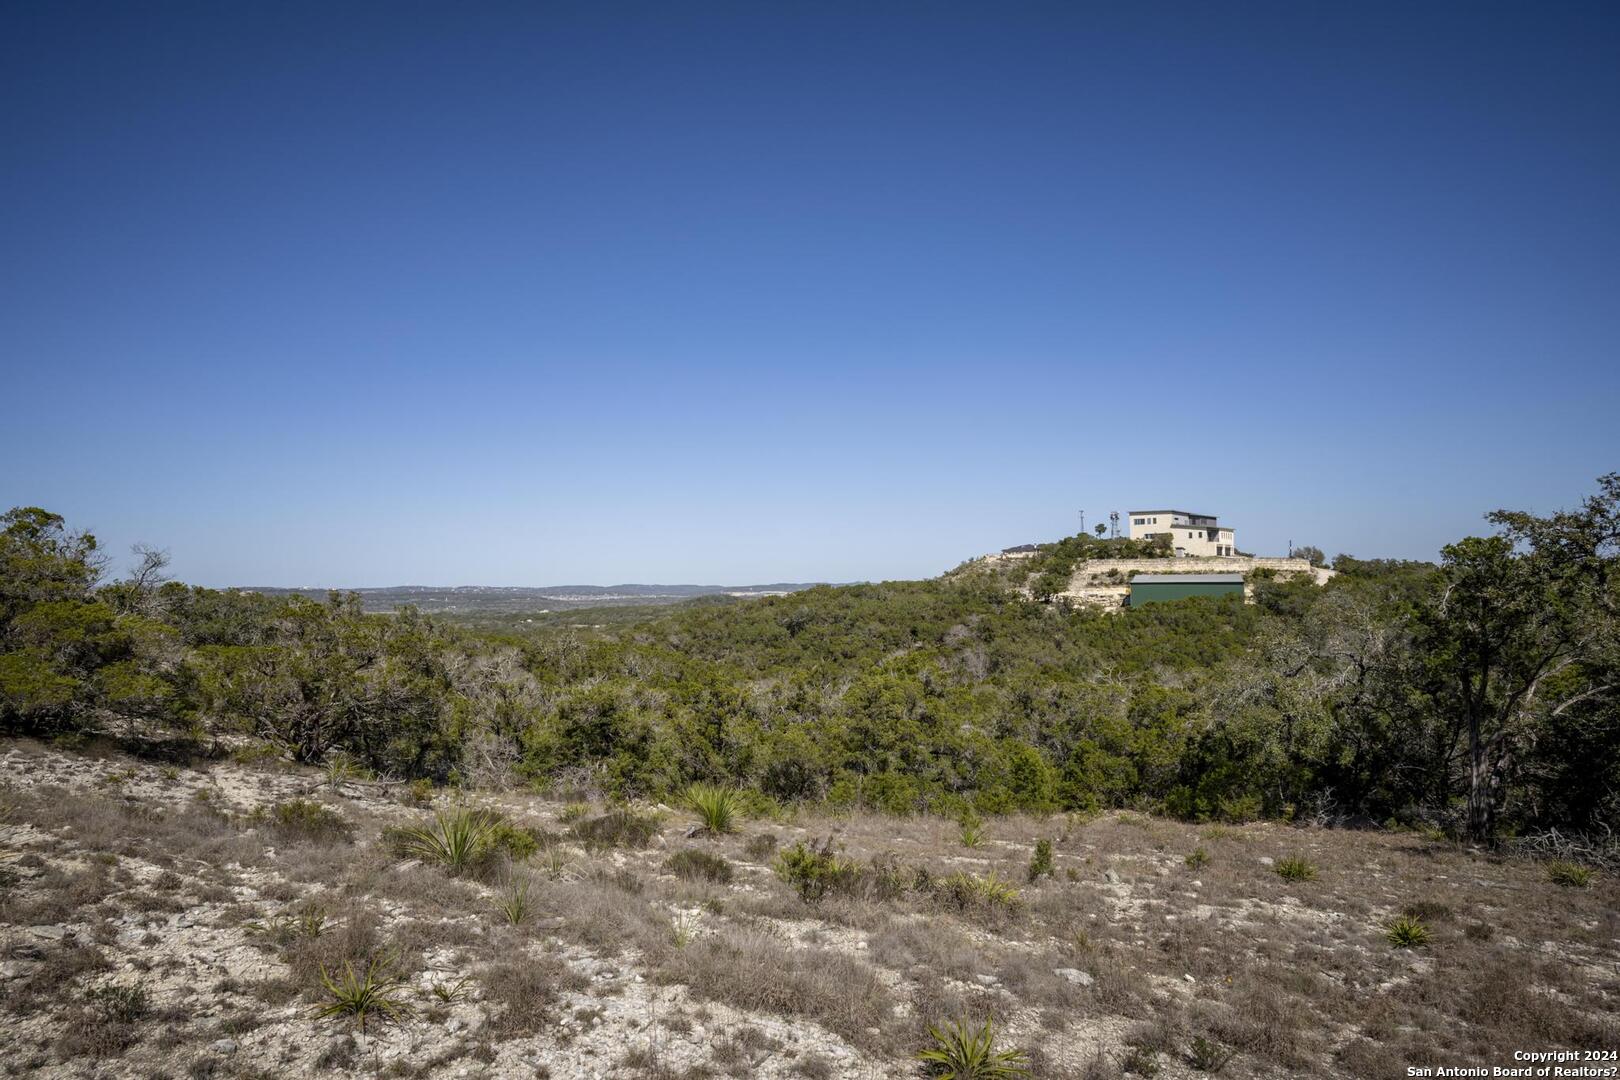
[1128,509,1236,557]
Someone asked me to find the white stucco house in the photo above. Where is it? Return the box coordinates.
[1128,509,1237,557]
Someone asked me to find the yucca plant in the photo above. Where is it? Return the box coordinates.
[1385,914,1430,948]
[316,953,413,1033]
[1273,856,1318,882]
[244,902,328,948]
[683,784,740,835]
[324,752,364,790]
[424,975,472,1004]
[959,813,985,848]
[492,875,534,926]
[391,807,500,874]
[918,1017,1029,1078]
[937,870,1022,915]
[1184,847,1210,870]
[1546,860,1593,888]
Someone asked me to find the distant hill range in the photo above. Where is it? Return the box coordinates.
[239,583,826,614]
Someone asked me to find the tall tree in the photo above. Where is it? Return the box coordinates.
[1428,476,1619,841]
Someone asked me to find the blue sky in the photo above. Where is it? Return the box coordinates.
[3,2,1617,586]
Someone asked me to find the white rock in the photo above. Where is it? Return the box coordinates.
[1053,968,1094,986]
[209,1039,238,1054]
[1259,856,1275,866]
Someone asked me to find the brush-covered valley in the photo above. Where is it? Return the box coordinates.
[2,478,1618,1079]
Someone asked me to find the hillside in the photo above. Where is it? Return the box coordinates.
[2,476,1618,1078]
[3,738,1615,1079]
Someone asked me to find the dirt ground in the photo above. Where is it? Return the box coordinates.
[2,736,1615,1079]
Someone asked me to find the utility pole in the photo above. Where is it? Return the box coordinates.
[1078,509,1085,536]
[1109,511,1119,540]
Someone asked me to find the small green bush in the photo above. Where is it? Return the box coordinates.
[1184,847,1209,870]
[918,1017,1029,1078]
[86,983,150,1024]
[1273,856,1317,882]
[1385,914,1429,948]
[484,819,540,862]
[1546,860,1593,887]
[773,838,861,904]
[1122,1047,1161,1076]
[682,784,741,835]
[666,848,734,884]
[1027,838,1054,882]
[1188,1035,1234,1073]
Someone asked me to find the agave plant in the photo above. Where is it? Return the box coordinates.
[682,784,740,836]
[918,1017,1029,1078]
[316,952,413,1033]
[391,807,500,874]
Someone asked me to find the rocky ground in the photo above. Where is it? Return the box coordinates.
[1,735,1616,1079]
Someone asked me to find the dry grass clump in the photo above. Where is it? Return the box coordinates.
[480,952,588,1037]
[666,848,734,884]
[1199,973,1316,1068]
[277,902,386,990]
[569,806,664,851]
[743,832,779,861]
[260,798,353,845]
[12,860,118,923]
[665,928,899,1052]
[1454,956,1620,1050]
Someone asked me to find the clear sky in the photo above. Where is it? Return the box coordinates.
[3,2,1617,587]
